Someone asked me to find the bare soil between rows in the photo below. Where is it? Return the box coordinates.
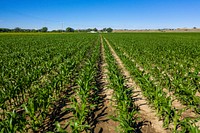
[93,36,118,133]
[121,49,200,129]
[104,37,169,133]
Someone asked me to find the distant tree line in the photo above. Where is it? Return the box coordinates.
[0,27,113,33]
[100,28,113,32]
[76,27,113,33]
[0,27,48,32]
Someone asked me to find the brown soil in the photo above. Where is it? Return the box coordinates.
[118,47,200,129]
[41,37,119,133]
[195,91,200,97]
[40,86,75,132]
[92,36,118,133]
[163,88,200,128]
[163,88,196,117]
[104,37,169,133]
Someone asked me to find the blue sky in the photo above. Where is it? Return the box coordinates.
[0,0,200,30]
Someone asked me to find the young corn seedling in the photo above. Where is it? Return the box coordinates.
[104,39,138,132]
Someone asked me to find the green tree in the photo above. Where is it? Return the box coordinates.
[106,27,113,33]
[86,28,92,32]
[66,27,74,32]
[93,28,98,32]
[103,28,107,31]
[14,27,21,32]
[41,27,48,32]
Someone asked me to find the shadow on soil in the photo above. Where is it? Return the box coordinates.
[39,46,155,133]
[88,46,152,133]
[88,77,110,132]
[39,87,74,132]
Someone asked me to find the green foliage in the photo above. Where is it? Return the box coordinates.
[41,27,48,32]
[103,37,138,132]
[102,27,113,32]
[1,32,200,132]
[0,33,99,132]
[66,27,74,32]
[106,27,113,32]
[104,33,200,132]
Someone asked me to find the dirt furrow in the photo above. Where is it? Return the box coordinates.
[162,88,197,117]
[123,50,199,118]
[196,91,200,97]
[117,46,200,129]
[92,36,118,133]
[104,37,168,133]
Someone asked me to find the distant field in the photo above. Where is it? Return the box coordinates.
[113,29,200,32]
[0,33,200,132]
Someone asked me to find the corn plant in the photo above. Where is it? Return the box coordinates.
[104,33,200,132]
[103,37,138,132]
[0,33,99,132]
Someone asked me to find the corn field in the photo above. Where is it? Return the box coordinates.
[0,33,200,133]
